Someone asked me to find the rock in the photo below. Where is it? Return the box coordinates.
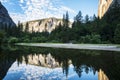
[0,2,15,26]
[22,17,72,33]
[98,0,113,19]
[98,0,120,19]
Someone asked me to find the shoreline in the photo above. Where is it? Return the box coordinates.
[16,43,120,52]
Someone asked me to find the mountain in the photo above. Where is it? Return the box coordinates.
[0,2,15,26]
[22,17,72,33]
[98,0,113,19]
[98,0,120,19]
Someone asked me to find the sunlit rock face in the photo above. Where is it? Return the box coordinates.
[22,17,62,33]
[98,0,113,19]
[0,2,15,26]
[21,53,60,68]
[22,17,72,33]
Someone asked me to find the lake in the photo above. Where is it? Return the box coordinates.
[0,45,120,80]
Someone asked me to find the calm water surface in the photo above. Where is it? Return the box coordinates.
[0,45,120,80]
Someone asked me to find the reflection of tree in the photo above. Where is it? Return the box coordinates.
[0,45,120,80]
[74,66,82,77]
[62,59,69,77]
[49,49,120,80]
[0,45,17,79]
[17,46,120,80]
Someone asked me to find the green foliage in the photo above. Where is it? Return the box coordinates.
[31,36,47,43]
[85,14,89,24]
[114,24,120,44]
[75,11,83,23]
[49,40,60,43]
[25,22,29,33]
[101,0,120,43]
[81,34,101,44]
[23,38,30,43]
[0,30,6,44]
[8,37,19,43]
[0,2,120,44]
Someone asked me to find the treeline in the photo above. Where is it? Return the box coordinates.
[0,0,120,44]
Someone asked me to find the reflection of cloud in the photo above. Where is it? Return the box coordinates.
[3,0,76,23]
[4,61,98,80]
[4,61,67,80]
[0,0,9,3]
[20,0,24,3]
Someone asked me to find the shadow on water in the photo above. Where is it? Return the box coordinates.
[0,44,120,80]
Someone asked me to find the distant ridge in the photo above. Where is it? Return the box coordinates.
[0,2,15,26]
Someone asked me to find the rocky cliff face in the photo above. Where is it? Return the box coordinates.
[98,0,120,19]
[0,2,15,26]
[98,0,113,19]
[22,17,72,33]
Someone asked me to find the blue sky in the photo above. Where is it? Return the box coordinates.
[1,0,99,23]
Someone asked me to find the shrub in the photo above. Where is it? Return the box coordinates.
[8,37,19,43]
[80,34,101,44]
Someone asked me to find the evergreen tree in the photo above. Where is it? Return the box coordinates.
[101,0,120,43]
[75,11,83,23]
[65,11,69,28]
[62,11,69,28]
[85,14,89,24]
[25,22,29,33]
[17,21,23,37]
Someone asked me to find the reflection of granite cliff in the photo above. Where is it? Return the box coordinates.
[1,46,120,80]
[22,53,61,68]
[0,2,15,26]
[98,69,109,80]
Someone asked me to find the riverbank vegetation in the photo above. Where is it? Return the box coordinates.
[0,0,120,44]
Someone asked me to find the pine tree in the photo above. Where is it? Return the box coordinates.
[75,11,83,23]
[65,11,69,28]
[62,11,69,28]
[85,14,89,24]
[25,22,29,33]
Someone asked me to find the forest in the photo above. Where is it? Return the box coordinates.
[0,0,120,44]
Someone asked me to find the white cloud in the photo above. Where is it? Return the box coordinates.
[60,6,76,14]
[10,13,26,23]
[8,0,76,23]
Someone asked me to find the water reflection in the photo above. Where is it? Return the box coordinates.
[21,53,61,68]
[98,69,109,80]
[0,45,120,80]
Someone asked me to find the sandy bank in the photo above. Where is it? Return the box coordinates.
[16,43,120,52]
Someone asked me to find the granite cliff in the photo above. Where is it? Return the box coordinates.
[22,17,72,33]
[98,0,120,19]
[0,2,15,26]
[98,0,113,19]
